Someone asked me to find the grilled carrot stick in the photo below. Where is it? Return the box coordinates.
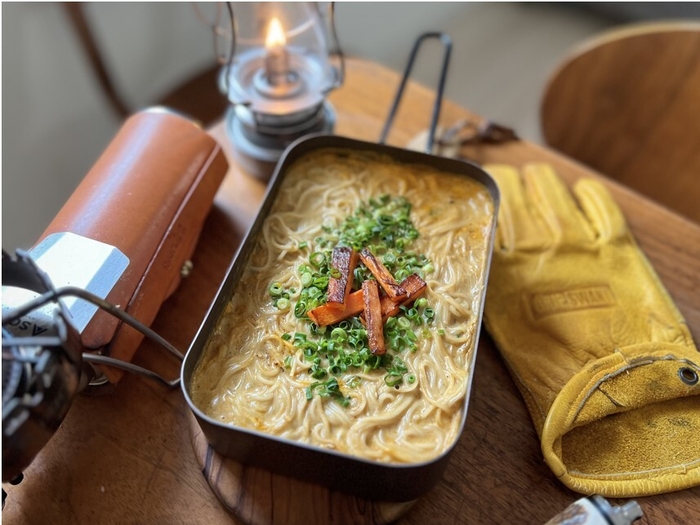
[362,279,385,355]
[308,289,364,326]
[400,273,428,302]
[308,267,428,327]
[358,248,407,301]
[326,247,358,310]
[379,273,428,320]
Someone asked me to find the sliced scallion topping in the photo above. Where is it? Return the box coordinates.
[269,283,284,297]
[269,195,435,406]
[300,272,313,287]
[276,297,290,311]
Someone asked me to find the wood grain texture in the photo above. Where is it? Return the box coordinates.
[541,22,700,224]
[2,57,699,525]
[189,413,415,525]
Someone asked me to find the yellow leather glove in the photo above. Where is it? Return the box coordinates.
[482,163,700,497]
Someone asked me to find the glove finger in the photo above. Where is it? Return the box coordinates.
[573,179,628,242]
[484,164,552,252]
[523,164,595,246]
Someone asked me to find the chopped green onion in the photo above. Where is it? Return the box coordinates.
[385,372,403,387]
[276,297,290,311]
[310,364,327,379]
[268,283,284,297]
[330,327,347,342]
[303,342,318,358]
[313,275,329,288]
[394,268,409,281]
[294,301,307,318]
[309,252,325,268]
[300,272,313,287]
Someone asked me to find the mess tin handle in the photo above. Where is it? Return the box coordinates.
[379,32,453,154]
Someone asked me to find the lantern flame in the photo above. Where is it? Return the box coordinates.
[265,17,286,49]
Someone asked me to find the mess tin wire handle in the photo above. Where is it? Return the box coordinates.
[379,32,453,154]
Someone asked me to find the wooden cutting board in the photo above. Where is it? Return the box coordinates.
[188,412,416,525]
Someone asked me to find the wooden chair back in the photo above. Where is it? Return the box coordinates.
[541,22,700,223]
[63,3,227,126]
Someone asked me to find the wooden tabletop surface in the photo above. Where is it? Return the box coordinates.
[3,58,699,524]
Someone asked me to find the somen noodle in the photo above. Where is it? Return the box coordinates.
[191,148,495,463]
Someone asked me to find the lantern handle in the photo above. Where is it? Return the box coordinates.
[379,32,452,154]
[192,2,236,98]
[323,2,345,92]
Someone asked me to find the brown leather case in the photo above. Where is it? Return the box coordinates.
[37,108,228,382]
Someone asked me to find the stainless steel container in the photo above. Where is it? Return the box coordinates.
[181,133,499,501]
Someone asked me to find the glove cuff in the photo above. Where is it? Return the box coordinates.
[541,342,700,497]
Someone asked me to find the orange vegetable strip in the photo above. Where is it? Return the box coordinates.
[326,247,358,310]
[358,248,407,302]
[308,289,364,326]
[399,273,428,302]
[379,296,400,319]
[362,279,386,355]
[381,273,428,320]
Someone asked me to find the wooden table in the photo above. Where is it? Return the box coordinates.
[4,58,699,524]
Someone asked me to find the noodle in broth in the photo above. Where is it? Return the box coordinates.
[191,149,495,463]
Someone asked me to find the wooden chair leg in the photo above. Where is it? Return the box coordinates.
[62,2,131,119]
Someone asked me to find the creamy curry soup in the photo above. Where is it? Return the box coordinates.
[191,148,495,463]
